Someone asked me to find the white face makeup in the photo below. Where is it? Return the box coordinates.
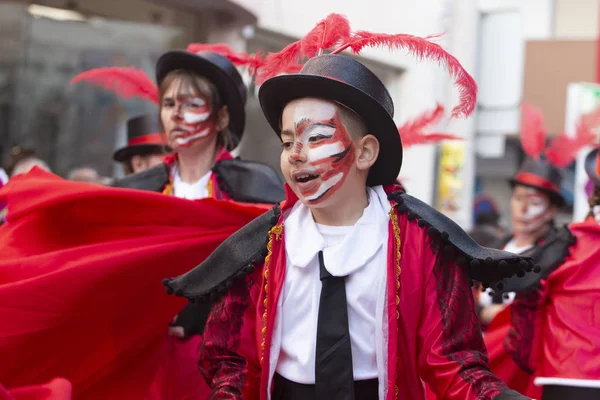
[511,186,553,235]
[280,99,356,205]
[161,82,217,149]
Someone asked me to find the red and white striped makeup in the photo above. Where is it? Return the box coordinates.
[161,84,217,149]
[281,99,356,205]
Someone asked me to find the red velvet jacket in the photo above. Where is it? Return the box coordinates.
[490,218,600,395]
[196,185,529,400]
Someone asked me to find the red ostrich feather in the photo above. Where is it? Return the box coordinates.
[186,42,265,74]
[257,13,351,82]
[331,31,477,119]
[520,103,547,159]
[399,104,462,147]
[545,105,600,168]
[71,67,158,104]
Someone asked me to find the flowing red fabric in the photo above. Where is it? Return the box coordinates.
[481,219,600,397]
[483,308,540,399]
[0,378,72,400]
[0,168,268,399]
[538,219,600,380]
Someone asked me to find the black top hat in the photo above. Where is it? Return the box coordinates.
[113,114,170,162]
[258,54,402,187]
[510,157,564,206]
[155,51,247,143]
[584,148,600,187]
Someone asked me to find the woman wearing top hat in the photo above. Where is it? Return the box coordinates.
[164,14,534,400]
[112,50,284,204]
[477,105,576,328]
[72,48,285,399]
[113,113,171,176]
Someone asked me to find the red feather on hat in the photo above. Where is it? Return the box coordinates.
[545,106,600,168]
[71,67,158,104]
[186,43,265,75]
[300,13,351,57]
[257,14,351,83]
[399,104,462,147]
[256,14,477,119]
[332,31,477,119]
[520,103,546,159]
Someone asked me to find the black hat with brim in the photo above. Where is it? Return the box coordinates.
[509,157,565,207]
[155,50,247,142]
[584,148,600,187]
[258,54,402,187]
[113,144,169,163]
[113,114,170,162]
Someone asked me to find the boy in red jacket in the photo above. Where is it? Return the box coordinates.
[165,14,534,400]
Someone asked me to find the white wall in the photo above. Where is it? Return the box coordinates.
[479,0,554,39]
[554,0,598,39]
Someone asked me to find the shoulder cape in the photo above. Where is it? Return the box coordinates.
[112,163,170,192]
[164,190,534,301]
[112,160,284,204]
[212,159,284,204]
[498,225,575,293]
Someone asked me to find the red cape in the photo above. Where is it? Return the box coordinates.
[484,219,600,396]
[0,169,268,398]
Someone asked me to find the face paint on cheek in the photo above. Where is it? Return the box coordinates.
[514,195,551,234]
[173,98,214,147]
[524,202,548,220]
[298,114,355,204]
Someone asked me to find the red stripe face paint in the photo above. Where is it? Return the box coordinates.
[281,100,355,205]
[161,83,217,149]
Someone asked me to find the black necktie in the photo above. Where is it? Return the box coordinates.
[315,250,355,400]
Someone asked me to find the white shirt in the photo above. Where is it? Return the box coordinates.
[273,186,390,385]
[172,165,212,200]
[502,238,534,255]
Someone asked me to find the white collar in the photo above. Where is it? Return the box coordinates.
[284,186,391,276]
[172,164,212,200]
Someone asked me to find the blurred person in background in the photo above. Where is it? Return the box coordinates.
[4,147,50,177]
[484,135,600,400]
[113,114,171,176]
[469,194,505,247]
[67,166,112,185]
[476,105,575,329]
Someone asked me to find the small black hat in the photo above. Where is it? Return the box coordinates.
[258,54,402,187]
[156,51,247,143]
[510,157,564,206]
[113,114,170,162]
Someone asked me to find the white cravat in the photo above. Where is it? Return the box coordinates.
[172,165,212,200]
[272,186,390,387]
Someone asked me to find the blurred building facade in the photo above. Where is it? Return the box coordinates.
[475,0,598,229]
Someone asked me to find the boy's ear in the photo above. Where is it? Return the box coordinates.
[356,134,379,171]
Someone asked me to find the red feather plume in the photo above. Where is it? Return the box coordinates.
[545,105,600,167]
[399,104,462,148]
[300,13,351,58]
[257,13,351,83]
[71,67,158,104]
[520,103,546,159]
[332,31,477,119]
[186,43,265,75]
